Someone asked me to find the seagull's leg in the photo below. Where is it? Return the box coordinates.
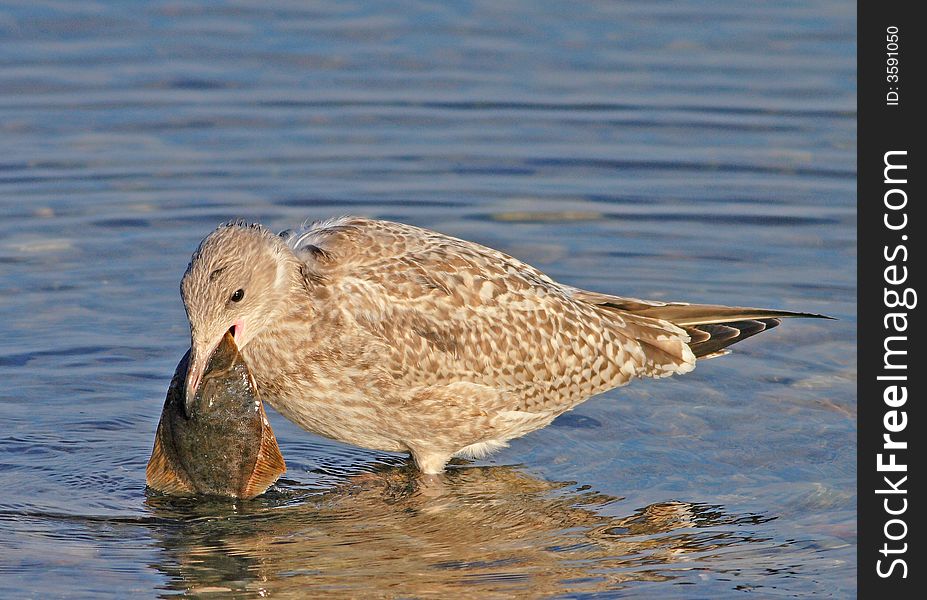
[410,448,452,475]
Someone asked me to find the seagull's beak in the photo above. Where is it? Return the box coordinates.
[184,322,245,418]
[183,343,211,419]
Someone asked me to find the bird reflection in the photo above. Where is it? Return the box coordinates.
[144,464,772,598]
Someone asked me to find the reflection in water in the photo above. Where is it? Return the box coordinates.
[144,464,772,597]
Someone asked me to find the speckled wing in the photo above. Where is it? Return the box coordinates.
[281,217,696,412]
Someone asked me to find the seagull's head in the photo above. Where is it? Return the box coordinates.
[180,221,297,404]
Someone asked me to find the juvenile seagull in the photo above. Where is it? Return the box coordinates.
[180,217,824,474]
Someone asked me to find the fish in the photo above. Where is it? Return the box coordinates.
[146,331,286,499]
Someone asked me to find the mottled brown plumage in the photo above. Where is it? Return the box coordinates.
[180,217,826,473]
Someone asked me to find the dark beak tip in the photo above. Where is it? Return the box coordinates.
[180,385,194,420]
[182,368,201,420]
[183,382,196,421]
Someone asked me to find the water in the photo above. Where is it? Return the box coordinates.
[0,1,855,597]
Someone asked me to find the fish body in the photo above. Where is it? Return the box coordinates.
[146,332,285,499]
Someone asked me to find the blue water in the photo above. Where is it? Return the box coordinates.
[0,1,855,597]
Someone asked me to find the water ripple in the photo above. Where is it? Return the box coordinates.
[0,0,855,597]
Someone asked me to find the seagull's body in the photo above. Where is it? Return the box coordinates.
[180,217,823,473]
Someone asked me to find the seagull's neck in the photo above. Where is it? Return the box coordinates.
[243,282,313,366]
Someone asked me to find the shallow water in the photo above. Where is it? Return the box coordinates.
[0,1,855,597]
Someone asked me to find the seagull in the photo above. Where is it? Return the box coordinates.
[179,216,826,474]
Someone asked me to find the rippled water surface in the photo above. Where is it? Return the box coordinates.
[0,1,855,597]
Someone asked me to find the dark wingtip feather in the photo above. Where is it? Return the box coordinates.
[574,291,834,360]
[767,310,835,320]
[812,313,837,320]
[687,318,790,359]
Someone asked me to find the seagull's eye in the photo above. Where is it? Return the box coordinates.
[230,289,245,303]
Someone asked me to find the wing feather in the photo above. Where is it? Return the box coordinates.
[281,217,695,411]
[571,289,830,359]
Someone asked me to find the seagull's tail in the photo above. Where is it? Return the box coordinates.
[630,304,831,359]
[570,289,832,360]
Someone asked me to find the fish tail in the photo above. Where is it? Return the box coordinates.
[146,422,195,495]
[242,408,286,499]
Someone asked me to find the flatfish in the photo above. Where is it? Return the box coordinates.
[146,331,285,499]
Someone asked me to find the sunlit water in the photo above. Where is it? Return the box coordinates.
[0,1,855,597]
